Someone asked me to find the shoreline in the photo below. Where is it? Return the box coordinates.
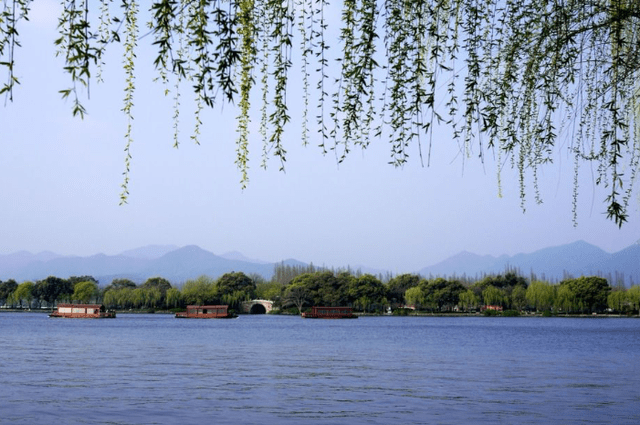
[1,308,638,318]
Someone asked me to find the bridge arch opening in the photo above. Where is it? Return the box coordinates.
[250,303,267,314]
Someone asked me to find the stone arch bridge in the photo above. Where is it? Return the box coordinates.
[241,299,274,314]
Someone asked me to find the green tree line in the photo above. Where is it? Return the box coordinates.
[2,266,638,315]
[0,272,258,312]
[281,272,639,315]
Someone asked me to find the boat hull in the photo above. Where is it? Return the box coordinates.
[302,306,358,319]
[49,312,116,318]
[174,313,235,319]
[49,304,116,319]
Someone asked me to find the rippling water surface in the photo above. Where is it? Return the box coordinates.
[1,313,639,424]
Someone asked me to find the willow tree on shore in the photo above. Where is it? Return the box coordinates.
[1,0,639,224]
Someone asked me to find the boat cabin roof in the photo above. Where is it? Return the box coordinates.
[312,306,352,310]
[56,303,104,308]
[186,305,228,309]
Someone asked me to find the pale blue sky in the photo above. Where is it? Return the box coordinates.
[0,1,638,273]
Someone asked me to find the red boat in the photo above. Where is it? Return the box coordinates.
[302,306,358,319]
[49,304,116,319]
[175,305,235,319]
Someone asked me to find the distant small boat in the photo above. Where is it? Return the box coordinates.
[49,303,116,319]
[302,306,358,319]
[175,305,236,319]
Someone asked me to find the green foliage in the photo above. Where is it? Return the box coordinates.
[510,285,528,311]
[628,286,640,313]
[33,276,73,306]
[0,0,30,101]
[217,272,255,296]
[165,287,182,309]
[255,281,284,301]
[103,286,136,309]
[482,285,506,307]
[283,280,310,314]
[0,279,18,305]
[386,274,421,304]
[526,281,556,312]
[404,286,424,309]
[120,0,139,204]
[555,283,577,313]
[12,281,34,308]
[348,274,387,313]
[560,276,611,314]
[142,277,172,304]
[181,275,218,306]
[68,275,98,286]
[104,278,137,292]
[53,0,96,119]
[72,281,99,303]
[142,276,172,294]
[284,270,388,313]
[608,290,629,313]
[458,289,478,312]
[423,278,466,312]
[471,272,529,309]
[403,277,467,312]
[216,272,256,309]
[271,262,321,285]
[502,310,521,317]
[392,307,412,316]
[102,276,174,310]
[236,0,256,187]
[2,1,639,223]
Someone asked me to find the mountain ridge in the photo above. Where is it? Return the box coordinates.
[419,240,637,284]
[1,240,638,285]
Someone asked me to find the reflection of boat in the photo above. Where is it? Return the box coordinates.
[49,304,116,318]
[175,305,235,319]
[302,306,358,319]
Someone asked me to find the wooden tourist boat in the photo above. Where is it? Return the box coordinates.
[175,305,236,319]
[49,303,116,318]
[302,306,358,319]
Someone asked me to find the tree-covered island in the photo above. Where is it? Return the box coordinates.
[1,265,639,316]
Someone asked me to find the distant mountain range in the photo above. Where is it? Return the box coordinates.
[1,240,639,285]
[419,240,640,284]
[0,245,304,285]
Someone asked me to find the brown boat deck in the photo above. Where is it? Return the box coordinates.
[175,305,232,318]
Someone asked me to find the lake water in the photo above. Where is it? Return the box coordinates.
[1,313,639,424]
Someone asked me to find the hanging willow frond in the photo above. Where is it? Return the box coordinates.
[55,0,99,118]
[1,0,639,225]
[331,0,378,162]
[120,0,138,204]
[266,0,294,172]
[236,0,256,188]
[0,0,30,103]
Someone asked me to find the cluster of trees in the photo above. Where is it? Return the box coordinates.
[2,266,639,315]
[0,272,259,312]
[282,272,637,315]
[96,272,259,312]
[0,276,101,309]
[284,271,388,313]
[402,274,640,315]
